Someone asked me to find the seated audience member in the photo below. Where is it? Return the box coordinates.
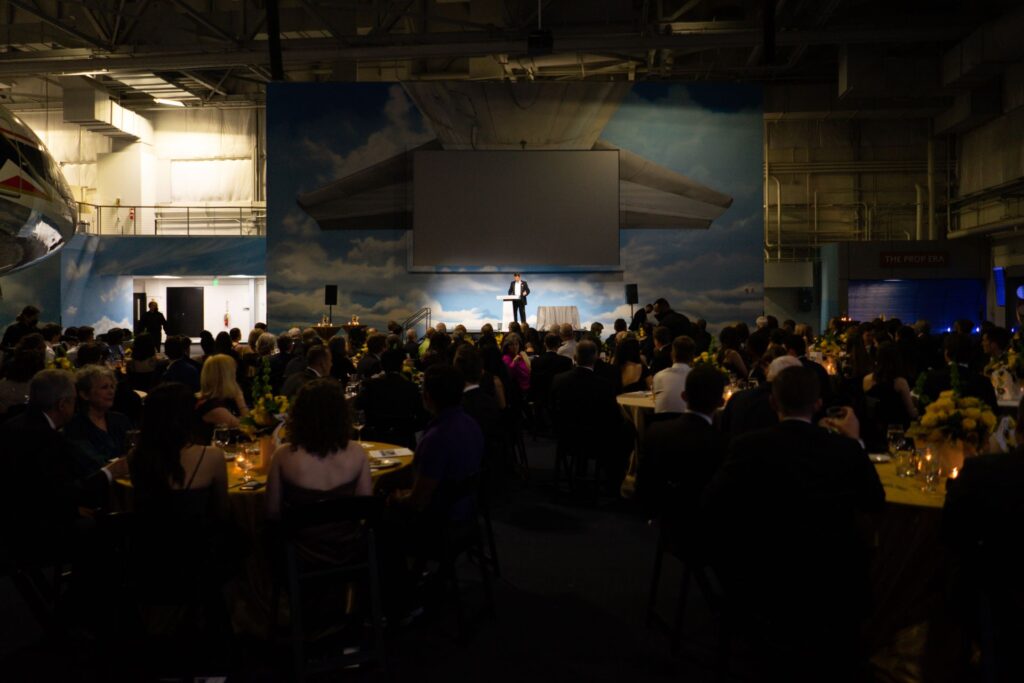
[716,326,748,379]
[693,318,713,354]
[198,330,217,363]
[785,334,833,405]
[65,365,132,473]
[419,331,450,371]
[74,340,142,424]
[639,364,728,522]
[0,370,126,558]
[923,332,998,409]
[356,347,425,447]
[478,344,509,411]
[1,304,40,351]
[265,379,371,563]
[161,335,200,393]
[357,333,387,378]
[195,354,249,444]
[270,334,294,393]
[556,323,577,359]
[126,332,163,391]
[549,340,631,486]
[606,318,627,357]
[501,334,531,395]
[128,382,233,611]
[719,355,801,438]
[229,327,244,353]
[0,341,45,416]
[703,366,884,682]
[942,403,1024,683]
[403,329,421,360]
[613,335,651,394]
[328,335,356,386]
[39,322,64,362]
[390,365,483,518]
[454,346,502,452]
[862,341,918,432]
[214,331,237,360]
[282,345,332,399]
[981,325,1010,373]
[529,333,573,410]
[649,326,674,374]
[652,336,696,415]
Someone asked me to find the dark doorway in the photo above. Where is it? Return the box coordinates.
[132,293,146,336]
[166,287,204,337]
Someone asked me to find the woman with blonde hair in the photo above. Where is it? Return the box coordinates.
[195,353,249,443]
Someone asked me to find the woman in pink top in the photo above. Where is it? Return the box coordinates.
[501,334,531,393]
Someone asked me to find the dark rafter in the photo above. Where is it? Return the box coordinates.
[7,0,108,50]
[166,0,242,45]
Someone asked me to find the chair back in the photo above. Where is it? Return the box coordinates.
[282,494,384,536]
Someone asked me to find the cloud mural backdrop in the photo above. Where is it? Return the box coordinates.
[266,82,764,333]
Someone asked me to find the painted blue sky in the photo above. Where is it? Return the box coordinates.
[267,82,763,332]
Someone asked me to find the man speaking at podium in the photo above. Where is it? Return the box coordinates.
[507,272,530,324]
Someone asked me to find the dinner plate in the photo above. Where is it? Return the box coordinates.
[370,458,400,470]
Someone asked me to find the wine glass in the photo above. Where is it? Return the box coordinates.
[886,425,904,458]
[236,452,254,484]
[124,429,140,454]
[920,448,941,492]
[212,425,231,450]
[352,409,368,446]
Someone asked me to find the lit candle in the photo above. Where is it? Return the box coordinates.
[949,466,959,479]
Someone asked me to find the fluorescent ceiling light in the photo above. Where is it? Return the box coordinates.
[151,275,181,279]
[153,98,186,107]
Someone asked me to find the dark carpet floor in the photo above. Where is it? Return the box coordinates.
[0,436,750,682]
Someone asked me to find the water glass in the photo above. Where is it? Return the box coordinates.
[920,448,941,492]
[886,425,904,457]
[895,441,916,478]
[212,425,231,450]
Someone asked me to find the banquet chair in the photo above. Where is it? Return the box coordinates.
[0,537,69,638]
[279,495,387,682]
[426,472,496,639]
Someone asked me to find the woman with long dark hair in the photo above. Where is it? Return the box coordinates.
[266,379,371,563]
[863,341,918,428]
[613,335,651,393]
[716,326,748,379]
[130,382,228,517]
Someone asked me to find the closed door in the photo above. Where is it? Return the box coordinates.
[132,293,146,335]
[166,287,204,337]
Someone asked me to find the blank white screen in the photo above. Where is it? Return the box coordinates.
[412,150,619,267]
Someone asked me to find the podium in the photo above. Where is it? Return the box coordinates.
[496,295,519,327]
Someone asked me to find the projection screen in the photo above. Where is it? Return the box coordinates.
[412,150,620,268]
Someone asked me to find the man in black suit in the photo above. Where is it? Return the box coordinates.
[549,340,631,487]
[693,318,713,354]
[356,333,387,379]
[720,355,799,438]
[529,333,573,410]
[629,304,651,332]
[704,366,885,681]
[160,335,200,393]
[784,333,833,405]
[282,345,332,398]
[0,370,126,559]
[454,346,503,466]
[652,297,693,340]
[923,332,998,409]
[649,325,673,374]
[139,301,168,351]
[357,349,426,447]
[403,329,421,360]
[507,272,530,325]
[639,364,728,523]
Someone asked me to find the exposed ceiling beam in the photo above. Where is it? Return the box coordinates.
[6,0,108,50]
[166,0,242,45]
[116,0,153,47]
[180,69,229,96]
[0,24,968,77]
[80,6,111,46]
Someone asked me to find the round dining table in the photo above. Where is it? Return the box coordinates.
[869,460,951,683]
[116,440,415,636]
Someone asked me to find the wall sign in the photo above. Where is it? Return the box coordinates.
[879,251,949,268]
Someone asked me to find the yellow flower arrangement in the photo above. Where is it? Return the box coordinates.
[908,390,997,446]
[46,356,74,371]
[693,351,729,377]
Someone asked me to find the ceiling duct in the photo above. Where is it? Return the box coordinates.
[59,76,152,142]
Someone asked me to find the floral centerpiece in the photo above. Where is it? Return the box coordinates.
[46,356,74,371]
[811,334,843,358]
[239,356,289,466]
[908,389,997,475]
[693,350,729,378]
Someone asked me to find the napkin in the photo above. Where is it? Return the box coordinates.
[369,448,413,459]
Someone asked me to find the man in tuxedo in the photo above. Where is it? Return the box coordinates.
[649,325,673,374]
[160,335,200,393]
[923,332,998,408]
[639,364,728,522]
[703,366,885,681]
[357,348,426,447]
[282,345,332,398]
[529,333,573,429]
[784,334,833,405]
[356,333,387,379]
[0,370,127,559]
[549,340,631,486]
[719,355,800,438]
[507,272,530,325]
[454,346,502,463]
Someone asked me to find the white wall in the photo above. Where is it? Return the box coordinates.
[135,276,266,337]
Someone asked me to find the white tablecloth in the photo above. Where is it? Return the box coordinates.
[536,305,580,330]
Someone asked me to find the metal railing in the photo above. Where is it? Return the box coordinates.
[76,203,266,236]
[401,307,431,332]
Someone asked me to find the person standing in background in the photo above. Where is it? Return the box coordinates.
[140,301,168,352]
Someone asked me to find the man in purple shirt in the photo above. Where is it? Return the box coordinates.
[391,364,483,519]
